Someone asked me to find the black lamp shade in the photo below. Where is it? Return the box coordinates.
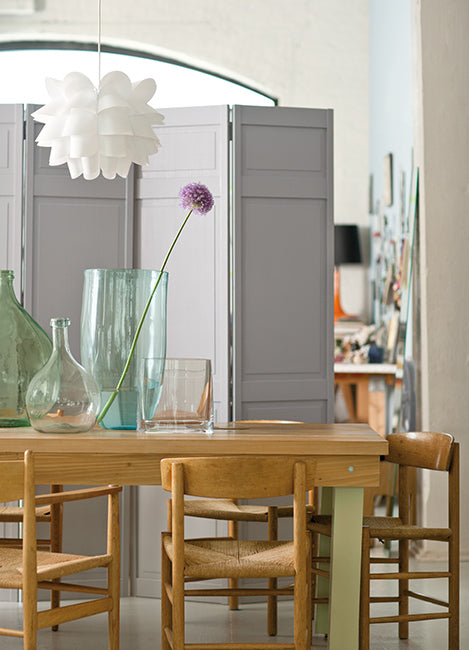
[334,224,362,266]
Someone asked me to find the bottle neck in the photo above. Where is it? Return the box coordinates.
[0,271,20,305]
[51,325,71,354]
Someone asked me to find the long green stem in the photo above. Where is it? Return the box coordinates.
[96,209,193,424]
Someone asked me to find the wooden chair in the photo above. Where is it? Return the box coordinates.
[171,420,317,637]
[0,483,64,629]
[0,450,122,650]
[308,431,460,649]
[161,455,317,650]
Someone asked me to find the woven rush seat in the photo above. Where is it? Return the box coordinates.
[363,516,452,540]
[163,537,295,579]
[184,499,316,522]
[184,499,271,521]
[0,504,52,522]
[0,547,112,589]
[309,513,452,541]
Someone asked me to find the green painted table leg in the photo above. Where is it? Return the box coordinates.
[314,487,332,635]
[328,486,364,650]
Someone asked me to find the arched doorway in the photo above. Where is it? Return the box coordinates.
[0,41,277,107]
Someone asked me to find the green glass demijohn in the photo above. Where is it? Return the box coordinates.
[0,270,53,427]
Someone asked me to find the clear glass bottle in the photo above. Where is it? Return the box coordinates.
[0,270,52,427]
[26,317,100,433]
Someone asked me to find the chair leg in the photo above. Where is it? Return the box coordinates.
[398,537,409,639]
[50,484,63,631]
[23,584,38,650]
[107,492,120,650]
[309,529,319,622]
[161,534,172,650]
[267,506,278,636]
[172,545,185,650]
[294,558,308,650]
[449,536,460,648]
[306,531,313,648]
[108,562,120,650]
[449,443,460,649]
[359,527,370,650]
[228,519,239,611]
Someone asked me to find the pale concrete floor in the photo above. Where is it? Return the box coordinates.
[0,560,467,649]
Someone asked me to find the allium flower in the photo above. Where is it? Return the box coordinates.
[179,182,215,215]
[97,183,215,425]
[32,71,165,181]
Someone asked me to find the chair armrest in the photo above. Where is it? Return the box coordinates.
[35,485,122,506]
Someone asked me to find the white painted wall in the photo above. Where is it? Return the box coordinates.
[0,0,370,318]
[413,0,469,558]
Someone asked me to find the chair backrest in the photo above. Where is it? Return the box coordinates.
[388,432,459,533]
[0,451,38,575]
[387,431,454,471]
[0,459,25,503]
[161,456,316,499]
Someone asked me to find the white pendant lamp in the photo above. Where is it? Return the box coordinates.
[32,1,164,180]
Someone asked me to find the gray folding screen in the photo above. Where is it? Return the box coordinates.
[0,103,334,599]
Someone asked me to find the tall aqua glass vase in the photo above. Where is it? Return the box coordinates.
[80,269,168,430]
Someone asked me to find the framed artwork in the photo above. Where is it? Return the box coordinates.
[392,166,419,433]
[386,310,400,362]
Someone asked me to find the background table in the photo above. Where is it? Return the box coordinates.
[0,422,387,650]
[335,362,397,436]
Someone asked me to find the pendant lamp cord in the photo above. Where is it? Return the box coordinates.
[97,0,102,89]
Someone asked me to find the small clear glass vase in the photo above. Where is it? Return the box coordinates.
[26,318,100,433]
[0,270,52,427]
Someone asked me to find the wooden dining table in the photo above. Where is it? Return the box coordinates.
[0,421,387,650]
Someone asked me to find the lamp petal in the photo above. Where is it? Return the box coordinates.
[67,158,84,179]
[69,133,99,158]
[115,156,133,178]
[63,109,98,136]
[36,117,67,144]
[100,155,119,180]
[49,150,69,166]
[131,78,157,104]
[44,77,64,100]
[128,114,157,139]
[81,153,100,180]
[100,71,132,96]
[97,92,129,112]
[99,135,128,157]
[63,72,96,95]
[98,107,133,135]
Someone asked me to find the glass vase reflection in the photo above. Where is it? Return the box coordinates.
[81,269,168,430]
[26,318,100,433]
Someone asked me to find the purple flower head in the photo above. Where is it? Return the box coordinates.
[179,182,214,215]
